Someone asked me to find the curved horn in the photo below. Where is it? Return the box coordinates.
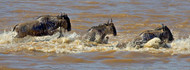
[111,18,113,23]
[161,24,164,28]
[60,12,63,16]
[107,19,110,24]
[13,24,18,31]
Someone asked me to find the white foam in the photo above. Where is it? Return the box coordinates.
[170,36,190,54]
[0,31,190,54]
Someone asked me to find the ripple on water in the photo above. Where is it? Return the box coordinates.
[52,56,95,64]
[79,1,100,4]
[68,6,101,10]
[90,55,115,60]
[186,58,190,62]
[0,66,28,70]
[101,57,171,67]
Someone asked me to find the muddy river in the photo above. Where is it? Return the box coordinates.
[0,0,190,70]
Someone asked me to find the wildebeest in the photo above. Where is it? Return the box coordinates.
[83,19,117,44]
[132,24,174,48]
[13,13,71,38]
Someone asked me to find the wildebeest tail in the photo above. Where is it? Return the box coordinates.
[13,24,18,31]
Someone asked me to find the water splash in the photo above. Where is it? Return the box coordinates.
[170,36,190,54]
[0,31,118,54]
[0,31,189,55]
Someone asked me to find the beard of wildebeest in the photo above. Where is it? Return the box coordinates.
[110,23,117,36]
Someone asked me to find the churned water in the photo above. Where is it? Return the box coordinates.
[0,0,190,70]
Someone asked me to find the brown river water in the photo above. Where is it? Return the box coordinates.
[0,0,190,70]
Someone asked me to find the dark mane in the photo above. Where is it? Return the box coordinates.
[36,15,51,21]
[93,23,107,28]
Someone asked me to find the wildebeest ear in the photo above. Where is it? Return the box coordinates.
[163,25,169,31]
[161,24,165,28]
[161,24,169,31]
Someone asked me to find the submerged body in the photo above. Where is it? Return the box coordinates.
[13,13,71,38]
[132,24,174,48]
[83,19,117,44]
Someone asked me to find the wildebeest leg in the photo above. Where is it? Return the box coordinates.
[135,33,155,48]
[89,32,96,41]
[103,36,109,44]
[159,41,170,48]
[15,32,27,38]
[83,32,95,42]
[58,27,64,38]
[47,29,58,35]
[96,34,106,43]
[133,37,144,49]
[83,29,96,42]
[134,41,144,49]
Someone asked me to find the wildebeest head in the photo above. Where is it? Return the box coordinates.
[156,24,174,43]
[105,18,117,36]
[57,13,71,31]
